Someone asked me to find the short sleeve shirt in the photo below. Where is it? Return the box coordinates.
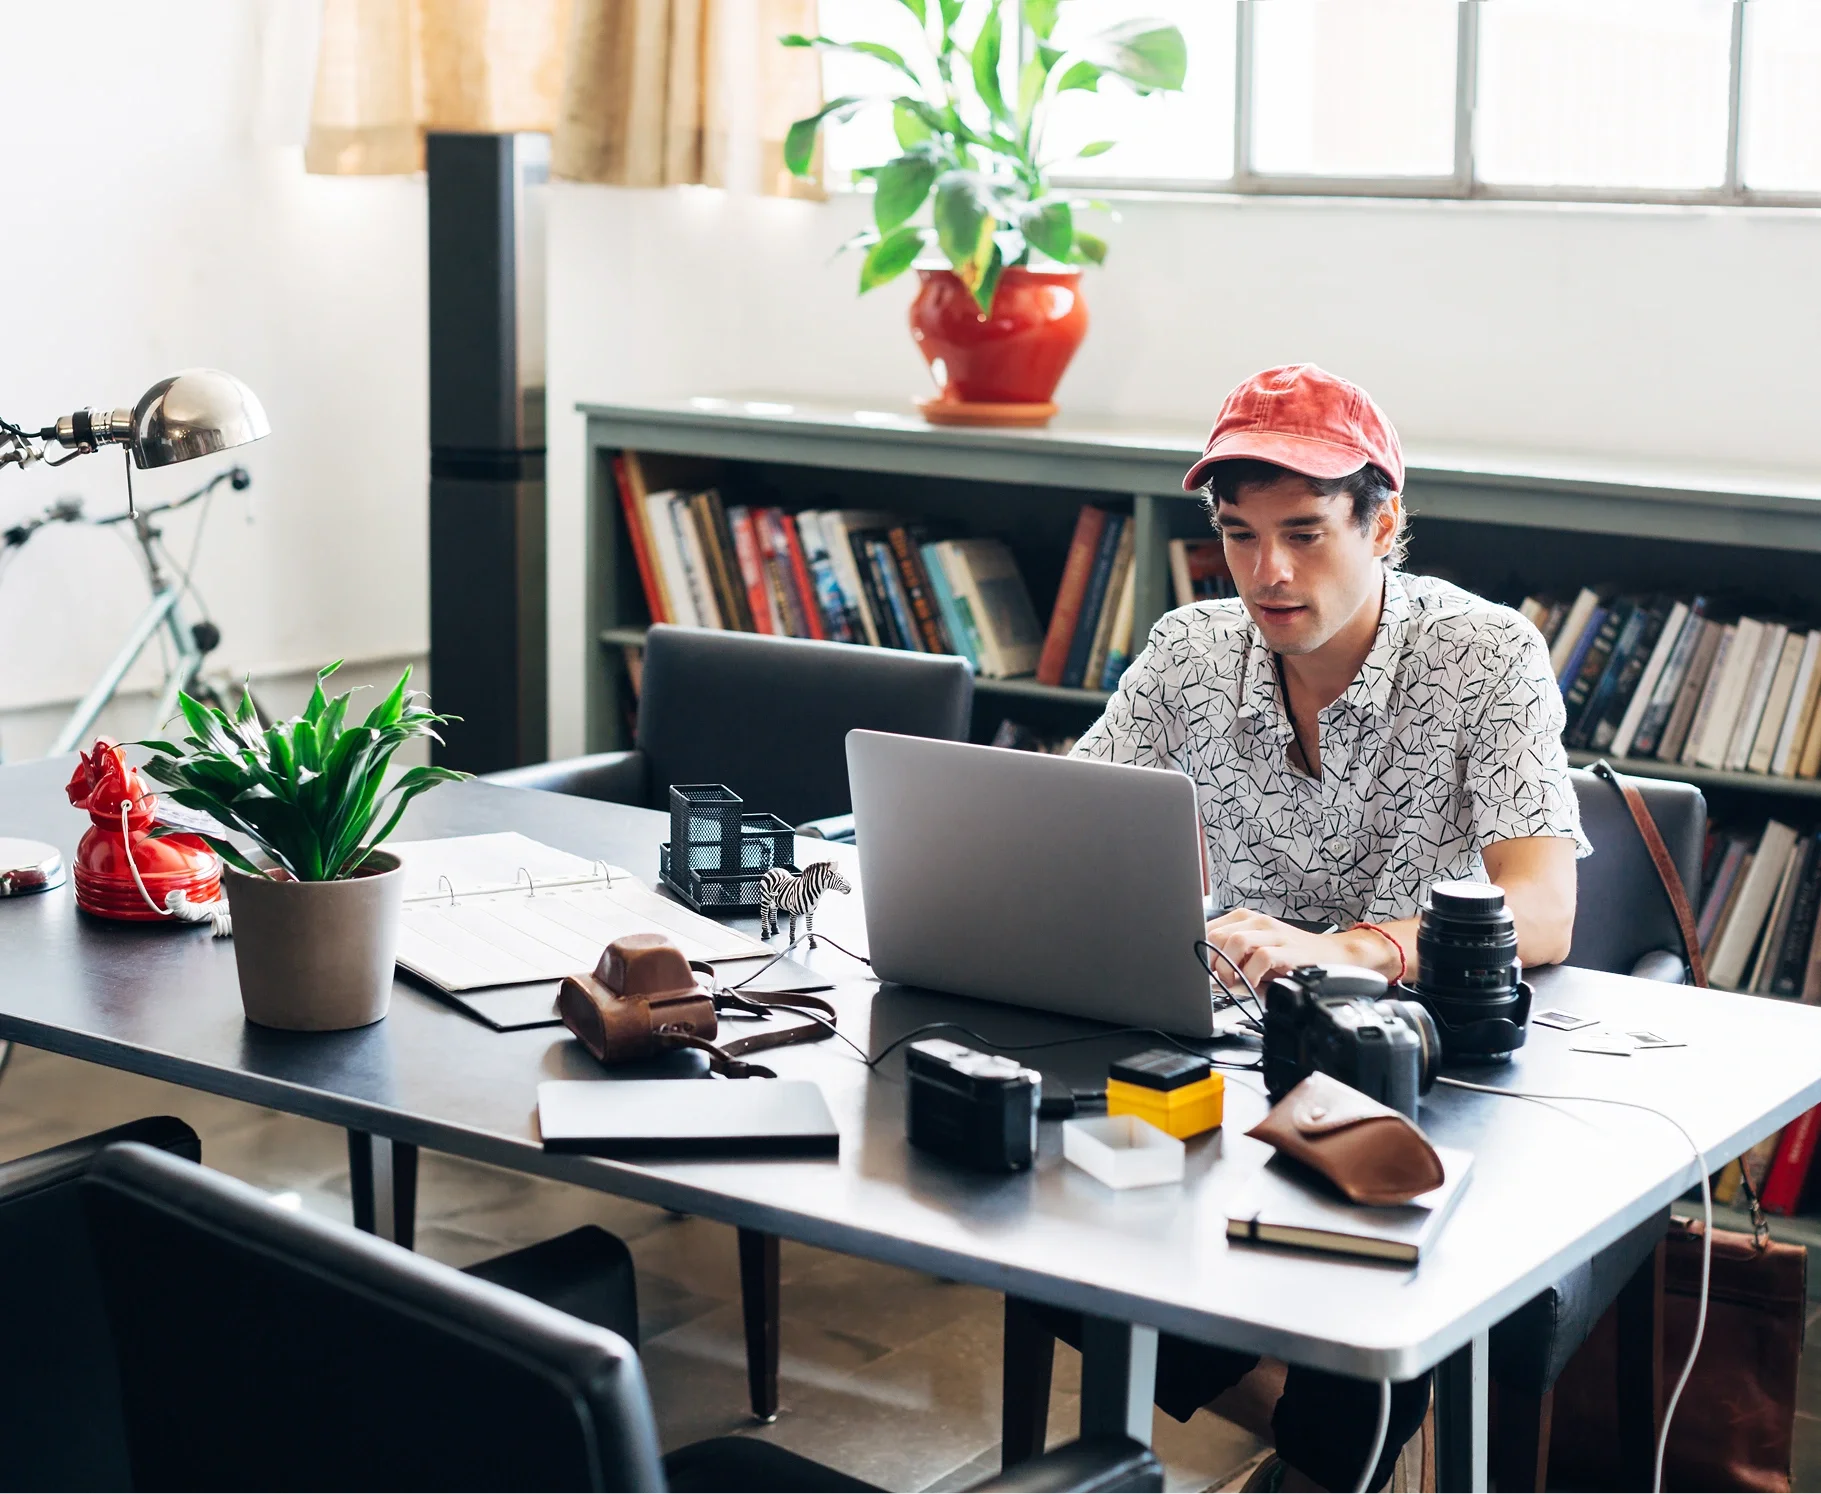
[1070,568,1590,925]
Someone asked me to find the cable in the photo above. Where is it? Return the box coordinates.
[1355,1377,1392,1493]
[1196,937,1265,1026]
[1437,1075,1710,1494]
[863,1020,1263,1074]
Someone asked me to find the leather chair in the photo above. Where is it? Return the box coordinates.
[1486,765,1707,1490]
[0,1131,1160,1492]
[486,624,975,829]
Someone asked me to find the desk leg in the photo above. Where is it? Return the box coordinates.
[1078,1316,1158,1445]
[1435,1331,1489,1493]
[348,1131,418,1250]
[737,1228,781,1423]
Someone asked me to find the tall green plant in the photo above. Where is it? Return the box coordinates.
[139,663,468,882]
[781,0,1186,310]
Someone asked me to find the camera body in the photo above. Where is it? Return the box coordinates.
[1408,880,1531,1061]
[1262,964,1439,1120]
[905,1039,1040,1172]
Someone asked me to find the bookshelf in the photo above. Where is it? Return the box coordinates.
[579,394,1821,764]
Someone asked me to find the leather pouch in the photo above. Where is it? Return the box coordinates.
[558,933,717,1065]
[1246,1071,1445,1205]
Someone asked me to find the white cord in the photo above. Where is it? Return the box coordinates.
[1355,1376,1392,1493]
[118,798,233,936]
[1437,1075,1711,1494]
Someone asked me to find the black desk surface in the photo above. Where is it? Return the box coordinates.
[4,754,1819,1380]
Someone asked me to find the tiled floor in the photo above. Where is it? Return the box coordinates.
[9,1039,1820,1492]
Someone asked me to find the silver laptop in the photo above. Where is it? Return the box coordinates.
[846,731,1218,1037]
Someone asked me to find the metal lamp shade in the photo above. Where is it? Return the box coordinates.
[130,369,270,469]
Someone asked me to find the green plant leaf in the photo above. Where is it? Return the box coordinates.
[937,0,963,36]
[892,99,935,149]
[933,170,999,302]
[970,1,1010,125]
[860,224,926,291]
[872,153,937,231]
[1019,197,1073,263]
[1023,0,1061,40]
[784,94,869,178]
[1074,140,1117,158]
[779,34,922,89]
[1056,59,1102,94]
[1070,229,1108,265]
[894,0,926,25]
[972,241,1007,314]
[1071,20,1187,92]
[1016,55,1047,127]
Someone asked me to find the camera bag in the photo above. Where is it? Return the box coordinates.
[558,933,836,1079]
[1247,1071,1444,1205]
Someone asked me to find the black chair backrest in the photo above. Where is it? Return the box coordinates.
[636,624,974,824]
[1567,768,1706,976]
[8,1143,665,1493]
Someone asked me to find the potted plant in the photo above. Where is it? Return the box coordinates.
[140,663,468,1031]
[781,0,1186,423]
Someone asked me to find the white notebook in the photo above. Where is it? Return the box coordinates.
[1225,1146,1474,1264]
[388,832,772,993]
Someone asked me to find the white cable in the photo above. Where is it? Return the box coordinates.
[118,798,233,936]
[1354,1377,1392,1493]
[1437,1075,1711,1494]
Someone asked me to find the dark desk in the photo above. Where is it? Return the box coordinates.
[5,755,1820,1492]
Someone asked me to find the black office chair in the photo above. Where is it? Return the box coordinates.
[0,1130,1160,1492]
[486,624,975,829]
[1486,765,1707,1491]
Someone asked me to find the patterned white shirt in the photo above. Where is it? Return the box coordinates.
[1072,568,1590,925]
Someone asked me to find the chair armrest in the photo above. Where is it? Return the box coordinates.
[0,1117,199,1203]
[482,750,648,805]
[965,1438,1163,1493]
[1629,948,1688,984]
[796,811,856,844]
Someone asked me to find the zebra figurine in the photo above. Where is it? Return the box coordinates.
[758,861,852,946]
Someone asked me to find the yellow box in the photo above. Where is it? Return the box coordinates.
[1105,1073,1224,1139]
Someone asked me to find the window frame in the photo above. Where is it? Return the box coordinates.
[1044,0,1821,209]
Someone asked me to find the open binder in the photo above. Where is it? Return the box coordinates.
[388,833,781,1030]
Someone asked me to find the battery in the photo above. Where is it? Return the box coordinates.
[1105,1048,1223,1139]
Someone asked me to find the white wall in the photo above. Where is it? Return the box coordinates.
[545,182,1821,755]
[0,0,427,757]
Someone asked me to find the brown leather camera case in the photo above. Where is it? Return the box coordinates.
[558,933,717,1065]
[1247,1071,1445,1206]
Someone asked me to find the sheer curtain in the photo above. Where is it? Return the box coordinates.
[306,0,822,195]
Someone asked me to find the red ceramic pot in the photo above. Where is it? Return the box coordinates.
[910,266,1090,406]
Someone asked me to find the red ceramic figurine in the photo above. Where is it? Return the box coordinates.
[65,740,222,921]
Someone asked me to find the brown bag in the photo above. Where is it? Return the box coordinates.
[558,932,837,1079]
[1246,1072,1445,1205]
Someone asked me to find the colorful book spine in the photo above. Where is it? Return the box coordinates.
[1562,602,1626,741]
[795,512,854,643]
[1063,513,1127,689]
[1772,833,1821,997]
[756,509,813,638]
[1100,556,1139,690]
[1557,603,1609,697]
[613,455,669,623]
[887,527,950,653]
[1762,1105,1821,1214]
[869,538,922,652]
[726,506,779,634]
[1037,506,1108,686]
[921,542,978,670]
[778,513,827,640]
[851,530,904,649]
[1630,604,1707,758]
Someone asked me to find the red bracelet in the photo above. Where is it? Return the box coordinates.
[1350,922,1407,984]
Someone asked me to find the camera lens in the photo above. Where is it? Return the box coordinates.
[1377,998,1441,1093]
[1410,879,1530,1061]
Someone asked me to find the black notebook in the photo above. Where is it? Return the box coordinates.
[537,1079,840,1159]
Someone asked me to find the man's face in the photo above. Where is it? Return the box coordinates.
[1217,474,1397,656]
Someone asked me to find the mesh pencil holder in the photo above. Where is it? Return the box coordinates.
[660,786,799,915]
[659,845,799,914]
[669,784,744,869]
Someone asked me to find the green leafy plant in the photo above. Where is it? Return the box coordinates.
[781,0,1186,310]
[139,663,469,882]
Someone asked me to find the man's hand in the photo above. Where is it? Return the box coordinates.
[1204,909,1400,991]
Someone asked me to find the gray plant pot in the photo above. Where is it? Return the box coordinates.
[221,852,403,1031]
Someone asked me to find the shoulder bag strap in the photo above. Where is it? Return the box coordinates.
[1591,759,1708,988]
[675,961,841,1078]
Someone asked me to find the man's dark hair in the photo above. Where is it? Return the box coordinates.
[1199,458,1407,565]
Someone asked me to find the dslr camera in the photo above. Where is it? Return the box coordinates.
[1406,880,1532,1062]
[905,1039,1039,1172]
[1262,964,1440,1121]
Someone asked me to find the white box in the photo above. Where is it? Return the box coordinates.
[1062,1114,1186,1190]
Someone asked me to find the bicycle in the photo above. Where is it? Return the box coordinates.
[0,464,267,758]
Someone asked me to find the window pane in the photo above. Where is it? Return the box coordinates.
[817,0,944,182]
[1475,0,1733,190]
[1044,1,1236,183]
[1741,2,1821,193]
[1249,0,1457,178]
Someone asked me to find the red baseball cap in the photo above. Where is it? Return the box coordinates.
[1182,364,1404,495]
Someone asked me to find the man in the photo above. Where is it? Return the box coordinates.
[1066,365,1588,1491]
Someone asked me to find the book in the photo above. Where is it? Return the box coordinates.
[1748,835,1806,994]
[1550,587,1605,681]
[1708,849,1756,960]
[796,511,855,643]
[1696,834,1751,951]
[1761,1106,1821,1215]
[1801,895,1821,1002]
[726,506,781,634]
[1100,553,1139,690]
[1749,630,1807,773]
[1225,1148,1474,1265]
[1557,602,1610,699]
[921,542,977,670]
[1609,600,1688,758]
[1724,620,1788,771]
[691,490,752,632]
[538,1079,839,1160]
[852,529,907,649]
[1709,819,1797,990]
[1774,632,1821,776]
[1562,601,1628,744]
[1083,523,1135,693]
[868,537,922,651]
[1063,512,1127,689]
[1168,538,1233,606]
[612,454,670,624]
[1683,622,1741,766]
[1770,833,1821,997]
[778,513,827,641]
[644,490,700,628]
[887,526,951,654]
[669,495,724,629]
[1627,604,1706,758]
[1037,506,1109,685]
[1663,621,1727,764]
[945,537,1043,678]
[756,508,813,638]
[821,510,898,648]
[1575,599,1657,751]
[1800,673,1821,778]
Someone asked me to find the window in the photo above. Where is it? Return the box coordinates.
[815,1,1821,207]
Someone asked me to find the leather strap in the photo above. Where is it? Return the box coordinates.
[679,960,839,1078]
[1591,760,1708,988]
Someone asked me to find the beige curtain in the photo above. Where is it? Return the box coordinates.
[306,0,822,196]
